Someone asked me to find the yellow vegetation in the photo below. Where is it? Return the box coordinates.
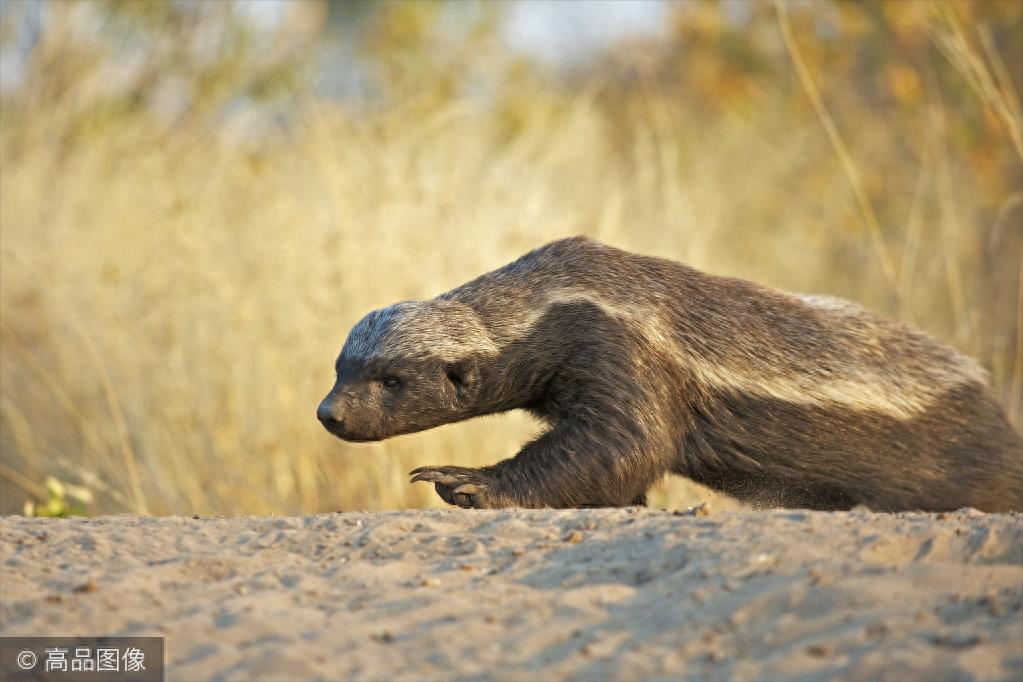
[1,1,1019,514]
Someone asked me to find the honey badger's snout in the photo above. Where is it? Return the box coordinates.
[317,388,385,442]
[316,395,345,435]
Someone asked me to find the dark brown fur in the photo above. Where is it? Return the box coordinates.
[317,237,1023,511]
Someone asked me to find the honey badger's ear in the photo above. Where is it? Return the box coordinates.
[445,364,465,389]
[444,359,479,398]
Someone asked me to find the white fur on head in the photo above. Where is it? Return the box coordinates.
[341,300,498,365]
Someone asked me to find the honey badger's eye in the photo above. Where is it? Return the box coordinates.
[383,377,402,390]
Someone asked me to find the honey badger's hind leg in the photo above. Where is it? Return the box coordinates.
[409,466,492,509]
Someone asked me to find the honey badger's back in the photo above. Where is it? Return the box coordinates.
[438,237,1022,511]
[661,279,1021,512]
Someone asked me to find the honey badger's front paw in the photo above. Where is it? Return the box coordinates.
[409,466,498,509]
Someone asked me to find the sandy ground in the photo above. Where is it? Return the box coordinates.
[1,508,1021,682]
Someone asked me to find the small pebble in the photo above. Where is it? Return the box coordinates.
[806,643,830,657]
[563,530,584,544]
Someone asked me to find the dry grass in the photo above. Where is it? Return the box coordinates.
[0,1,1020,515]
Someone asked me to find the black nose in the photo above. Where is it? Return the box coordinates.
[317,400,343,429]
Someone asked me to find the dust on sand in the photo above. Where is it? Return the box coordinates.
[2,508,1021,681]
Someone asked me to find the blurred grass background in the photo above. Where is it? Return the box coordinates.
[0,0,1020,516]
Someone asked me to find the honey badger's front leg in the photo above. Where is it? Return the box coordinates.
[408,465,500,508]
[410,419,658,509]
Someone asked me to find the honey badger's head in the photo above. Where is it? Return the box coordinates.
[317,299,496,442]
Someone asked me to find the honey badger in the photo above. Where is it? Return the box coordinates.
[317,237,1023,511]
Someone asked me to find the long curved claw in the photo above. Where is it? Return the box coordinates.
[409,466,477,485]
[409,468,462,486]
[409,466,492,508]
